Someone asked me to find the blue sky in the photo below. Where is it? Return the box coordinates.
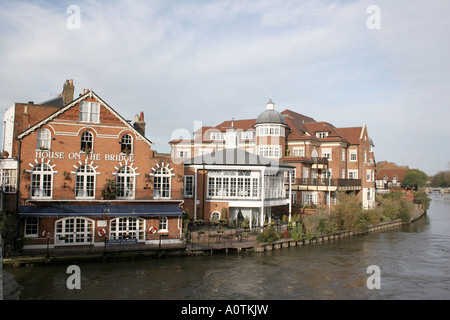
[0,0,449,175]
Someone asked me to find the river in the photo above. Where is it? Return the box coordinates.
[5,193,450,300]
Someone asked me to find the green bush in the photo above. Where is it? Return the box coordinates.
[413,191,431,210]
[319,214,338,235]
[381,198,401,220]
[334,192,363,230]
[256,227,282,243]
[398,200,414,222]
[366,208,383,224]
[303,214,321,236]
[289,222,304,241]
[353,212,370,234]
[382,191,404,200]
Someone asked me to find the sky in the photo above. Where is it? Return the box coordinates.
[0,0,449,176]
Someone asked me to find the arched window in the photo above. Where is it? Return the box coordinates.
[80,131,93,153]
[116,166,135,199]
[30,163,53,199]
[110,217,145,240]
[121,134,133,154]
[154,167,171,199]
[36,128,51,150]
[55,218,94,244]
[75,165,96,199]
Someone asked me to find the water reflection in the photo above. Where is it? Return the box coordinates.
[7,193,450,300]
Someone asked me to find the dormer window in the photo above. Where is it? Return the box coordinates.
[210,132,224,140]
[79,101,100,123]
[315,132,328,138]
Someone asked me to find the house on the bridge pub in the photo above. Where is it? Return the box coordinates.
[1,80,184,250]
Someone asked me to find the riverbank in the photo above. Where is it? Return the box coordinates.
[3,209,425,267]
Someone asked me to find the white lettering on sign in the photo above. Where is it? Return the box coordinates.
[36,151,134,162]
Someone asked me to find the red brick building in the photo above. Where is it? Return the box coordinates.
[171,99,376,213]
[2,82,184,250]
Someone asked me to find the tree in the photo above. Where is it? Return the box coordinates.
[430,171,450,188]
[401,169,428,188]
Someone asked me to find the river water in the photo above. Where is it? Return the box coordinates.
[6,193,450,300]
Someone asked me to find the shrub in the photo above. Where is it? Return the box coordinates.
[353,212,370,234]
[381,198,400,220]
[382,191,404,201]
[318,214,338,235]
[413,191,431,210]
[303,214,321,236]
[334,192,362,230]
[365,208,383,224]
[398,200,414,222]
[289,222,304,241]
[256,227,282,243]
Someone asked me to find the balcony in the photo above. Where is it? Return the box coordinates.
[289,178,361,191]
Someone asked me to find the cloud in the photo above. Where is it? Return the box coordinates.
[0,0,449,175]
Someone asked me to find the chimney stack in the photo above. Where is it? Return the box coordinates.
[62,79,75,105]
[133,111,146,136]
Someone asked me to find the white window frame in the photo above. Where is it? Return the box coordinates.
[75,164,97,199]
[79,101,100,123]
[159,216,168,232]
[110,217,145,241]
[24,217,38,237]
[207,170,260,199]
[293,148,305,157]
[154,167,172,199]
[321,149,332,160]
[80,131,94,153]
[1,168,17,193]
[210,132,224,140]
[36,128,51,150]
[348,170,358,179]
[258,145,281,159]
[55,217,94,245]
[241,131,254,140]
[315,132,328,139]
[257,125,284,137]
[120,134,133,154]
[30,163,53,199]
[302,191,317,205]
[349,150,357,162]
[366,170,372,182]
[116,166,136,199]
[177,149,191,158]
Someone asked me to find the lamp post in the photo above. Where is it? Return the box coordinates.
[328,169,331,215]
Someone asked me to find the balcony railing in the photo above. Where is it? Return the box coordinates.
[291,178,361,188]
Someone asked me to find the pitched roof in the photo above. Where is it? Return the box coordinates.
[376,168,409,181]
[16,91,153,146]
[334,127,363,145]
[215,119,256,132]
